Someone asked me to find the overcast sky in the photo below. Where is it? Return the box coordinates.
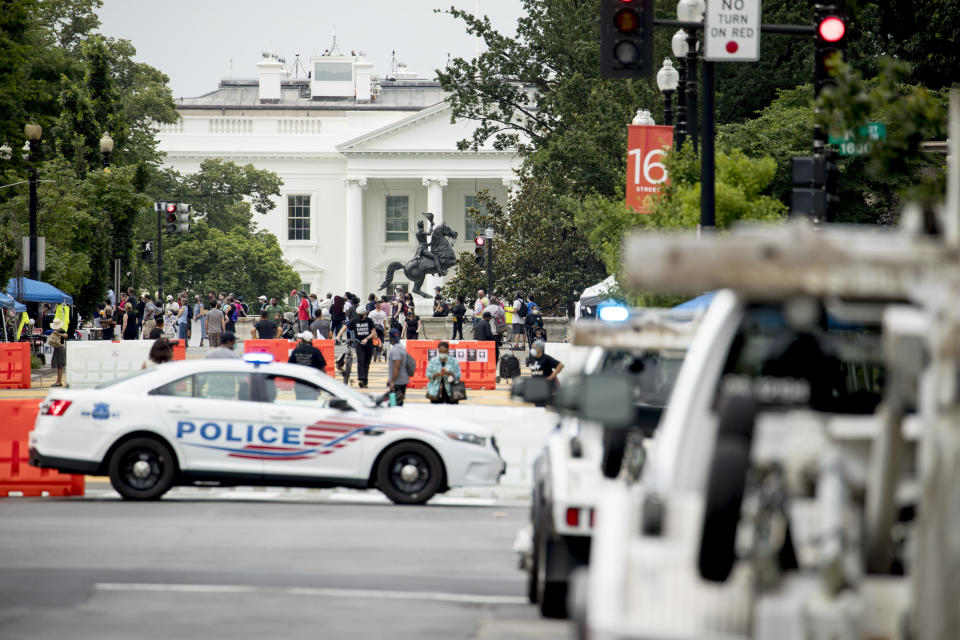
[96,0,524,99]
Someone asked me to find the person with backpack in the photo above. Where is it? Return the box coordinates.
[512,291,528,350]
[387,328,410,405]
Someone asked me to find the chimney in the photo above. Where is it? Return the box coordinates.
[355,52,374,102]
[257,53,284,103]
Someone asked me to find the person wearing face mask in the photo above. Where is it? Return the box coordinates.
[425,341,462,404]
[524,304,544,345]
[336,307,376,388]
[527,339,563,385]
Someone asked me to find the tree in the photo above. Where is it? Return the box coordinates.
[444,182,607,313]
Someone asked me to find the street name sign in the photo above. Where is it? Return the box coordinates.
[704,0,761,62]
[828,122,887,156]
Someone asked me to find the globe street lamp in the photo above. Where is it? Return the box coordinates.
[99,132,114,170]
[657,58,680,127]
[676,0,705,153]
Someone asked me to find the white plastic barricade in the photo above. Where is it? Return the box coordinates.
[66,340,155,388]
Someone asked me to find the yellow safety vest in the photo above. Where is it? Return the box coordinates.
[16,312,28,340]
[55,304,70,332]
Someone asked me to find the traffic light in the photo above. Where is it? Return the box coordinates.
[141,240,153,263]
[156,202,192,234]
[790,154,839,221]
[474,236,486,266]
[600,0,654,78]
[814,6,847,97]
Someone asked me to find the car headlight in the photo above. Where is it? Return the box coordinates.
[444,431,486,446]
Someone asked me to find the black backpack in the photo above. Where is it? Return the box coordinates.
[516,301,528,318]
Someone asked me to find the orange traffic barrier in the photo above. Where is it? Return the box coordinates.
[311,339,336,377]
[244,339,295,363]
[403,340,439,389]
[456,340,497,390]
[0,399,84,497]
[168,339,186,361]
[0,342,31,390]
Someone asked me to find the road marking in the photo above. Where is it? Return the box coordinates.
[95,582,528,605]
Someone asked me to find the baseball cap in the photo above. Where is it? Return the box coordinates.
[258,295,267,301]
[298,331,314,341]
[166,295,173,300]
[389,328,402,339]
[290,289,298,296]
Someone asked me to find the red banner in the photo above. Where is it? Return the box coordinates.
[626,125,673,213]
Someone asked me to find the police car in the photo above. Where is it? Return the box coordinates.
[28,354,505,504]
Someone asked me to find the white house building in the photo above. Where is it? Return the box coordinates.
[157,52,518,297]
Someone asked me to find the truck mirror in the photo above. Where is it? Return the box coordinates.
[577,375,635,429]
[512,376,554,405]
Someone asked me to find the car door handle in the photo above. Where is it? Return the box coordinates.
[166,408,189,415]
[364,429,385,436]
[268,414,293,421]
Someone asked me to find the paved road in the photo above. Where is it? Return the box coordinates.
[0,498,573,640]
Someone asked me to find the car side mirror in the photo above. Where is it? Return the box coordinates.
[553,374,633,428]
[328,397,352,411]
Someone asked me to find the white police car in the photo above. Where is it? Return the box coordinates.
[28,354,505,504]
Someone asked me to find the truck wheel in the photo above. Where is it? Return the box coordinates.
[537,532,569,618]
[697,440,751,583]
[377,441,443,504]
[601,429,627,479]
[527,524,540,604]
[108,437,176,500]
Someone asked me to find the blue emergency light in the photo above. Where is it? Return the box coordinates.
[243,352,275,366]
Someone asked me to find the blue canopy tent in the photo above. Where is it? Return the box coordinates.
[0,291,27,312]
[672,291,716,312]
[6,277,73,305]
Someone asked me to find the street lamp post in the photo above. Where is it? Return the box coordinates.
[676,0,705,153]
[671,30,689,148]
[23,124,41,285]
[657,58,680,127]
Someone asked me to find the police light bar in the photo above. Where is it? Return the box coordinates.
[243,352,275,366]
[597,304,630,322]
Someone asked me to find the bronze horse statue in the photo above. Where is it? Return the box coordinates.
[379,221,458,297]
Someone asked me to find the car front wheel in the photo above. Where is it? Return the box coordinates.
[107,437,177,500]
[377,441,443,505]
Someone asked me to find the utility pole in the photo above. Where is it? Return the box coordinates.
[485,227,494,296]
[156,204,163,305]
[701,60,716,228]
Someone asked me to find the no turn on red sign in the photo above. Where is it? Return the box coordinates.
[704,0,761,62]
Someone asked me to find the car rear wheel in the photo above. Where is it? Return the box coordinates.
[377,442,443,505]
[537,530,569,618]
[108,437,176,500]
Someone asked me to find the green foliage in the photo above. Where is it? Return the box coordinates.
[444,182,607,313]
[131,160,298,304]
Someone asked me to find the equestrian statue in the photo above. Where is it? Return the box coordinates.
[379,212,458,298]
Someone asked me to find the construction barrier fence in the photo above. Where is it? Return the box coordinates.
[404,340,496,390]
[0,342,31,389]
[0,399,85,497]
[243,339,336,378]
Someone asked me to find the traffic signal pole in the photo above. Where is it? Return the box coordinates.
[487,237,494,296]
[156,206,163,305]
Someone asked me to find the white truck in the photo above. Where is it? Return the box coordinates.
[514,312,697,618]
[578,211,960,640]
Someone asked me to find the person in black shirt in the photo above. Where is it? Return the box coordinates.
[404,312,421,340]
[433,294,450,318]
[289,331,327,371]
[336,308,376,387]
[251,311,280,340]
[451,295,466,340]
[148,316,165,340]
[528,339,563,382]
[473,310,499,363]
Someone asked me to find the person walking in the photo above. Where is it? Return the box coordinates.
[512,291,528,350]
[368,301,387,361]
[48,318,68,387]
[330,295,345,338]
[289,331,327,372]
[205,302,225,348]
[403,311,422,341]
[121,302,138,341]
[387,328,409,405]
[251,311,280,340]
[310,308,332,339]
[425,341,462,404]
[452,295,466,340]
[141,294,159,338]
[193,296,207,347]
[336,307,376,388]
[205,331,241,359]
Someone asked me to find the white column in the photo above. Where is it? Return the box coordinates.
[343,177,367,294]
[422,177,447,225]
[502,176,517,193]
[422,177,447,292]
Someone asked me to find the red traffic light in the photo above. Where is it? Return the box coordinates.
[474,236,485,246]
[818,16,846,42]
[165,203,177,213]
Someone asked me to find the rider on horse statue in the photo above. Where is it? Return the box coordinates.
[414,212,446,276]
